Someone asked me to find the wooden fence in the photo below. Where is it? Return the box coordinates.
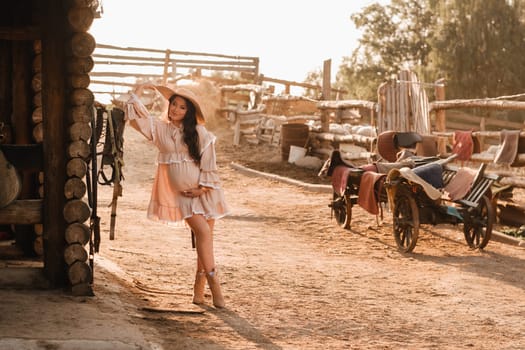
[90,43,346,102]
[90,43,260,98]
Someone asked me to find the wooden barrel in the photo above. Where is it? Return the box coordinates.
[280,123,309,161]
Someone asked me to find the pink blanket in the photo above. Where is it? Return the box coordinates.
[357,171,386,215]
[331,166,351,196]
[494,130,520,165]
[452,131,474,161]
[444,167,477,201]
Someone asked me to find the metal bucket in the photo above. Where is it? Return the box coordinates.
[280,123,309,161]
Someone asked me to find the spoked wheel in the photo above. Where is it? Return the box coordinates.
[393,190,420,253]
[463,195,494,249]
[331,192,352,230]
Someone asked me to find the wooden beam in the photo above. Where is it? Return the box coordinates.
[317,99,376,111]
[174,64,256,72]
[96,43,259,61]
[89,80,136,87]
[93,60,165,67]
[0,26,41,40]
[0,200,42,224]
[430,99,525,111]
[260,75,347,94]
[89,72,165,78]
[42,0,68,287]
[311,131,375,146]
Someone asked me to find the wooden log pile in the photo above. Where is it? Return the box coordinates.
[62,0,97,296]
[32,40,44,256]
[310,99,377,159]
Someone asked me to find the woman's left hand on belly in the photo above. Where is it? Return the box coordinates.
[181,187,205,198]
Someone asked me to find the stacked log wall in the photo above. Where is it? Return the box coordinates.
[32,39,43,256]
[63,0,96,296]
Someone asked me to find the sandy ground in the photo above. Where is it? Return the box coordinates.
[87,120,525,350]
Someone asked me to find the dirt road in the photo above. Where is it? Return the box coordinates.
[95,126,525,350]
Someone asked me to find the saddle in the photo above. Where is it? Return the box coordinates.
[0,149,21,208]
[394,132,422,149]
[377,131,423,162]
[318,150,355,177]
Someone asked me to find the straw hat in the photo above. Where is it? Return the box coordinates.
[154,85,205,124]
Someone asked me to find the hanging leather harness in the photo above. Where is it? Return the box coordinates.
[98,107,126,186]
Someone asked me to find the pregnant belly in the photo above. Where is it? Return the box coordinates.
[158,163,200,190]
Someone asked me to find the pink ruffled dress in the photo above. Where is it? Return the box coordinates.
[125,94,229,224]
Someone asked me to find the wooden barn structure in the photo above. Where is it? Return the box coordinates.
[0,0,101,295]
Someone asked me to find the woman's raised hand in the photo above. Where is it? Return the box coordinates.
[133,83,156,96]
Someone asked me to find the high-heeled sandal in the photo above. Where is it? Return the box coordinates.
[206,268,225,308]
[192,269,206,305]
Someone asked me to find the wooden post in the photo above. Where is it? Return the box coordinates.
[42,0,68,286]
[322,59,331,100]
[233,113,241,146]
[253,57,260,81]
[320,59,332,135]
[434,78,447,155]
[0,41,12,131]
[162,49,171,85]
[12,37,37,256]
[171,61,177,79]
[479,114,487,150]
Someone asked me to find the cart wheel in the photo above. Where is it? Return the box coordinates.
[463,195,494,249]
[393,191,420,253]
[332,192,351,229]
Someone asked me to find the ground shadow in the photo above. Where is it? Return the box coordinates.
[348,218,525,291]
[208,307,283,350]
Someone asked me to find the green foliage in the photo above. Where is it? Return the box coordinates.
[335,0,525,101]
[431,0,525,98]
[336,0,434,100]
[303,69,323,99]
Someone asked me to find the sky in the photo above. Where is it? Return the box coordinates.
[89,0,387,97]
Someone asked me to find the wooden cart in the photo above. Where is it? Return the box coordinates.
[321,150,437,229]
[385,163,501,253]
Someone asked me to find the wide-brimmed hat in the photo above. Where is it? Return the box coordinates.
[154,85,205,124]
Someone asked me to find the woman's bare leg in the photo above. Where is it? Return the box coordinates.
[186,215,224,307]
[196,219,215,271]
[186,215,215,271]
[193,220,215,304]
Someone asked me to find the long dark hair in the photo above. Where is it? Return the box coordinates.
[169,94,201,163]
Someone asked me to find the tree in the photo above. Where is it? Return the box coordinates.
[337,0,525,101]
[336,0,434,101]
[431,0,525,98]
[302,69,323,99]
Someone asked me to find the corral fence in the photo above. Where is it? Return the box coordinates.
[90,43,260,99]
[90,43,345,103]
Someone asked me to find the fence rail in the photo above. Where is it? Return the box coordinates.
[90,43,347,102]
[91,43,260,99]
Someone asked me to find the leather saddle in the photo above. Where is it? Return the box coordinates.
[318,150,358,177]
[394,132,422,149]
[0,149,21,208]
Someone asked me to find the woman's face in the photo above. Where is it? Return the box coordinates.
[168,96,188,125]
